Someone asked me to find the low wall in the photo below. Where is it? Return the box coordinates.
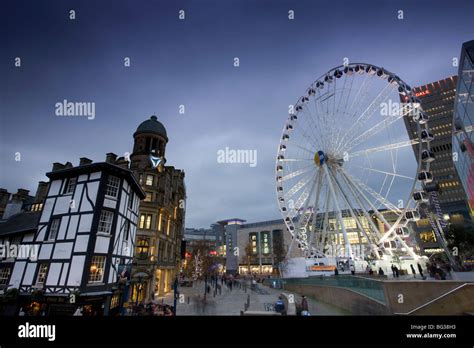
[383,281,474,315]
[283,278,474,315]
[283,283,389,315]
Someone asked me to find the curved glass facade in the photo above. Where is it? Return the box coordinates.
[453,40,474,218]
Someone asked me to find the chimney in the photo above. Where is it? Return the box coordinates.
[13,189,30,202]
[52,162,65,171]
[64,162,73,169]
[0,188,11,211]
[79,157,93,166]
[115,157,129,169]
[34,181,49,202]
[106,153,118,164]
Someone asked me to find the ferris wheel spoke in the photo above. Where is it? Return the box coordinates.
[334,74,375,152]
[298,106,325,150]
[336,167,384,241]
[293,170,320,243]
[339,167,393,229]
[343,111,410,153]
[279,164,315,182]
[279,158,313,162]
[284,172,315,199]
[350,164,414,180]
[348,139,419,158]
[330,168,380,253]
[292,118,321,150]
[324,165,354,258]
[336,82,395,153]
[351,175,402,214]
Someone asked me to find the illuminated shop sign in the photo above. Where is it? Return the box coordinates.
[415,90,430,97]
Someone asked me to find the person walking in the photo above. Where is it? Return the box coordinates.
[391,264,396,277]
[417,263,424,278]
[350,264,355,275]
[394,266,400,278]
[301,295,309,315]
[378,267,384,276]
[275,296,285,314]
[410,264,417,278]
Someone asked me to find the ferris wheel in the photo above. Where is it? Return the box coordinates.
[276,63,436,262]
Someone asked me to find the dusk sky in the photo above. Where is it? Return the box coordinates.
[1,0,473,228]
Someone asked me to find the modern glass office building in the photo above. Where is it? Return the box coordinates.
[453,40,474,219]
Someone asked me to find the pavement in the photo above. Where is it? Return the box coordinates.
[155,279,347,316]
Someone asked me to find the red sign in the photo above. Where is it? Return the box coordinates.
[415,90,430,97]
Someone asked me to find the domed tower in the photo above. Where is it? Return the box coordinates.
[130,115,168,171]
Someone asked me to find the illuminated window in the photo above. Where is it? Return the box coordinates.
[420,231,437,243]
[88,256,106,283]
[0,268,11,285]
[36,264,48,285]
[139,214,152,229]
[261,232,270,255]
[144,192,152,202]
[250,233,258,254]
[146,175,154,186]
[136,238,149,259]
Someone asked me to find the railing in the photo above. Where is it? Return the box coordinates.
[276,275,386,304]
[393,283,471,315]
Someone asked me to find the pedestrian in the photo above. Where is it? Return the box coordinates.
[275,296,285,314]
[369,268,373,275]
[417,263,424,278]
[378,267,384,276]
[350,264,355,275]
[394,266,400,278]
[391,264,396,277]
[334,267,339,276]
[410,264,417,278]
[301,295,309,313]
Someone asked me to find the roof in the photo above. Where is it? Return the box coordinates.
[46,162,146,200]
[134,115,168,140]
[0,211,41,237]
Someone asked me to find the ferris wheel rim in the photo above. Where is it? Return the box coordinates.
[275,62,432,258]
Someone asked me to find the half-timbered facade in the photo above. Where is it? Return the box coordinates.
[6,156,145,315]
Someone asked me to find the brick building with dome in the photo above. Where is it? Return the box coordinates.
[129,115,186,302]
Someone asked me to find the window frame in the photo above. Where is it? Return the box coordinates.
[64,177,77,195]
[36,263,49,285]
[98,210,114,234]
[48,217,61,241]
[0,267,11,286]
[88,256,106,283]
[105,175,121,199]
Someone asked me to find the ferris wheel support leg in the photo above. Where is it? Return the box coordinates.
[340,167,393,233]
[331,167,381,259]
[318,192,331,255]
[309,170,324,250]
[339,168,418,259]
[323,164,354,259]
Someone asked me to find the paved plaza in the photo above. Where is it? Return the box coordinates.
[155,280,347,316]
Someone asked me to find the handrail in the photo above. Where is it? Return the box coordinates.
[394,283,471,315]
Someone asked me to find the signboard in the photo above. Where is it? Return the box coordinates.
[309,265,336,272]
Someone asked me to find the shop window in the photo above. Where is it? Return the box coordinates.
[36,264,48,285]
[136,238,149,259]
[88,256,106,283]
[0,267,11,285]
